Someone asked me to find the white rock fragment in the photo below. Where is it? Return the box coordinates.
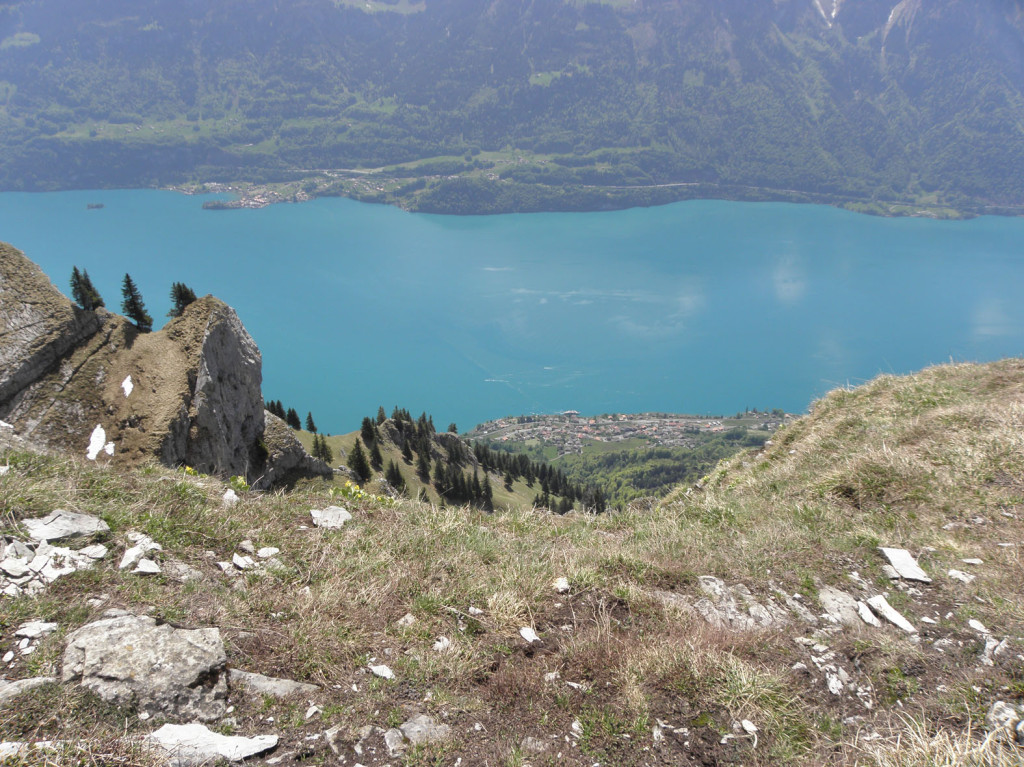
[920,616,937,625]
[519,627,541,644]
[310,506,352,529]
[962,558,984,566]
[121,376,134,397]
[120,536,161,570]
[741,720,758,734]
[104,442,115,456]
[147,723,277,765]
[948,569,975,584]
[397,613,417,628]
[544,671,561,683]
[866,595,917,633]
[369,664,395,680]
[969,619,990,634]
[433,636,453,653]
[257,547,280,559]
[305,705,321,720]
[133,559,162,575]
[80,544,108,560]
[553,577,570,594]
[232,553,256,570]
[23,510,110,542]
[222,489,239,506]
[0,466,8,476]
[878,547,932,583]
[15,621,58,639]
[86,425,107,461]
[467,606,484,616]
[856,601,882,627]
[2,651,13,663]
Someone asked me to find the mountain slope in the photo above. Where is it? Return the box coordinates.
[0,0,1022,213]
[1,359,1023,765]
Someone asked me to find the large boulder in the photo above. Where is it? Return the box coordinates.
[62,613,228,721]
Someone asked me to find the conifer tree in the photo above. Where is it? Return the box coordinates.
[369,440,383,470]
[376,406,387,425]
[401,439,413,463]
[285,408,301,429]
[348,438,372,484]
[385,460,405,492]
[305,412,317,433]
[167,282,198,318]
[415,449,431,481]
[70,267,104,310]
[360,417,376,444]
[482,473,494,511]
[120,273,153,332]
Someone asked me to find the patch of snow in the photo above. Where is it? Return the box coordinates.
[121,376,133,397]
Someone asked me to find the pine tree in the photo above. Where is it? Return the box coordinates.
[360,417,376,444]
[120,273,153,332]
[385,460,405,492]
[348,438,372,484]
[81,271,104,309]
[167,282,198,318]
[482,473,494,511]
[401,439,413,463]
[448,423,458,434]
[369,440,383,469]
[415,449,431,481]
[305,412,317,433]
[376,406,387,425]
[70,267,104,310]
[285,408,301,429]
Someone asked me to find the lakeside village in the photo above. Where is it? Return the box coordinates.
[466,409,796,456]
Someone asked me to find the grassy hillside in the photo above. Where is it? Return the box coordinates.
[2,360,1024,765]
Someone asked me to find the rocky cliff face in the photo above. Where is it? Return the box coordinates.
[0,242,330,486]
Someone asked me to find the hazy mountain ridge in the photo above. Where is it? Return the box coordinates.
[0,0,1022,212]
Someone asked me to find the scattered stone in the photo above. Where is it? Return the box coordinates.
[433,636,452,653]
[22,510,110,542]
[228,669,319,698]
[397,613,417,628]
[544,671,561,683]
[980,636,1010,667]
[948,569,975,584]
[2,651,13,663]
[15,621,57,639]
[519,627,541,644]
[962,558,984,565]
[383,728,406,756]
[920,616,937,625]
[162,560,204,583]
[396,714,451,749]
[986,701,1024,744]
[79,544,108,560]
[119,535,161,570]
[222,489,239,506]
[369,664,394,680]
[878,548,931,583]
[866,595,917,633]
[133,559,162,575]
[232,553,256,570]
[257,547,280,559]
[467,606,484,616]
[881,565,900,580]
[818,587,862,626]
[305,705,321,720]
[238,540,255,554]
[553,577,570,594]
[685,577,793,631]
[969,619,990,634]
[520,736,548,754]
[310,506,352,529]
[62,613,227,721]
[1,559,30,578]
[0,676,57,705]
[146,722,277,765]
[0,466,8,476]
[856,601,882,627]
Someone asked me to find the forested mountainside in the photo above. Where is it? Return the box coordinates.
[1,0,1023,214]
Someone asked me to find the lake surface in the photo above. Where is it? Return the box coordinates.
[1,190,1022,432]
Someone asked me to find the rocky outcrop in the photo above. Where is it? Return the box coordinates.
[62,612,228,722]
[0,243,101,413]
[254,411,332,489]
[0,243,321,486]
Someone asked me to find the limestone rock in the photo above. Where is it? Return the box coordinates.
[0,676,57,705]
[369,664,394,680]
[146,722,277,765]
[228,669,319,698]
[62,614,227,721]
[691,576,792,631]
[0,243,101,415]
[866,595,916,633]
[22,510,109,542]
[255,412,332,490]
[311,506,352,529]
[986,701,1024,744]
[878,547,932,583]
[817,587,861,626]
[384,714,451,755]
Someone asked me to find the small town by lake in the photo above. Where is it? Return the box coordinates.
[1,190,1022,432]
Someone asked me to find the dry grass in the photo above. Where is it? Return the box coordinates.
[2,360,1024,764]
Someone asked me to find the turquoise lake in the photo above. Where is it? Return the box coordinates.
[1,190,1022,432]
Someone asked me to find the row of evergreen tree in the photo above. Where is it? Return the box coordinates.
[265,400,321,434]
[351,406,606,513]
[69,267,197,333]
